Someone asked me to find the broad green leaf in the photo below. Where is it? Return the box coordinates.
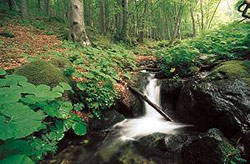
[72,122,87,136]
[0,155,34,164]
[0,103,45,140]
[0,69,6,76]
[0,140,32,159]
[6,74,28,83]
[52,86,64,93]
[59,82,71,90]
[76,83,87,91]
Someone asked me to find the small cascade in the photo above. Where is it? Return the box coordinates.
[115,72,184,141]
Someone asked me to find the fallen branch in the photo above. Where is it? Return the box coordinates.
[128,85,173,122]
[138,67,161,72]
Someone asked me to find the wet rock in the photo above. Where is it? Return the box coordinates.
[243,131,250,157]
[182,128,240,164]
[114,91,144,118]
[90,110,125,130]
[160,79,183,111]
[177,60,250,138]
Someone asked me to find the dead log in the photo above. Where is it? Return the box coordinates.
[128,85,173,122]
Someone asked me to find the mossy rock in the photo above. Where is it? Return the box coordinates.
[49,57,72,70]
[182,135,240,164]
[208,60,250,86]
[15,60,68,87]
[210,60,250,79]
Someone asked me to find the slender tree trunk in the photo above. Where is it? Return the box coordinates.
[169,4,184,45]
[37,0,41,10]
[190,6,196,37]
[139,0,148,43]
[121,0,128,39]
[208,0,222,29]
[69,0,91,46]
[99,0,107,34]
[200,0,204,30]
[44,0,49,16]
[8,0,14,10]
[21,0,28,19]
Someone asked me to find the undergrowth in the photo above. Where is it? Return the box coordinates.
[0,70,87,163]
[157,23,250,77]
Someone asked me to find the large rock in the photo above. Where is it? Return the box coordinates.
[15,59,69,87]
[182,129,240,164]
[90,109,125,130]
[177,60,250,138]
[160,79,183,111]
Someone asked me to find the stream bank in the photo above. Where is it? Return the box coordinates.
[41,59,250,164]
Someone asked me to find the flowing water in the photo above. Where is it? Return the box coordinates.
[88,72,186,163]
[114,72,184,141]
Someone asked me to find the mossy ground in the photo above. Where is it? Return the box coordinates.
[15,59,68,87]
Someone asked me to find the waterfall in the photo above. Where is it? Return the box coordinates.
[115,72,184,141]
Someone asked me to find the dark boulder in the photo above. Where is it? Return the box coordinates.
[160,79,183,111]
[182,128,240,164]
[177,60,250,138]
[90,110,125,130]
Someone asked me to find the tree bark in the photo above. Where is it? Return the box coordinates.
[138,0,148,43]
[208,0,222,29]
[21,0,28,19]
[44,0,49,16]
[200,0,204,30]
[121,0,128,39]
[8,0,14,10]
[99,0,107,34]
[169,3,184,45]
[69,0,91,46]
[190,6,196,37]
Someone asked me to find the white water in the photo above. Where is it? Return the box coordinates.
[115,73,185,141]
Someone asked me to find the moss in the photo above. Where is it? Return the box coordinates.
[49,57,72,70]
[209,60,250,86]
[211,60,250,79]
[219,141,240,161]
[15,60,68,87]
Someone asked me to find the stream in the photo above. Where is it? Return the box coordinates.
[115,72,184,140]
[83,71,186,163]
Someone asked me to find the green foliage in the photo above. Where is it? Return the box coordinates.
[157,23,250,77]
[15,59,68,87]
[59,41,136,118]
[0,71,87,163]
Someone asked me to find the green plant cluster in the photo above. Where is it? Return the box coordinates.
[0,69,87,163]
[59,41,136,118]
[157,23,250,77]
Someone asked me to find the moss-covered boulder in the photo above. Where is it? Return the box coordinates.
[209,60,250,85]
[182,129,240,164]
[49,57,72,70]
[15,60,68,87]
[177,60,250,138]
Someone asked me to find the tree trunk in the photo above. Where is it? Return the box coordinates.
[169,3,184,45]
[21,0,28,19]
[8,0,14,10]
[99,0,107,34]
[138,0,148,43]
[200,0,204,30]
[208,0,222,29]
[121,0,128,39]
[190,6,196,37]
[69,0,91,46]
[37,0,41,10]
[44,0,49,16]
